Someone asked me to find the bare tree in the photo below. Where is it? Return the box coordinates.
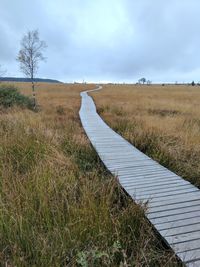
[138,77,146,84]
[17,30,47,108]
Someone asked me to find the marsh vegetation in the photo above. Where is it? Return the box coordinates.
[0,83,179,266]
[92,84,200,187]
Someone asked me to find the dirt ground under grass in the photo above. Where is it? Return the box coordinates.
[0,82,179,266]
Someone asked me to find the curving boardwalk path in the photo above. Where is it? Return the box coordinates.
[79,86,200,266]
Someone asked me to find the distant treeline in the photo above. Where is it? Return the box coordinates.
[0,77,61,83]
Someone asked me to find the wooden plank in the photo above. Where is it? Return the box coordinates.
[172,238,200,253]
[105,161,153,168]
[156,216,200,231]
[102,157,149,162]
[118,172,178,180]
[119,172,180,184]
[177,249,200,264]
[177,248,200,267]
[137,193,200,207]
[148,193,200,209]
[123,180,189,191]
[119,175,181,185]
[131,183,193,194]
[148,200,200,216]
[103,160,146,165]
[98,151,137,156]
[160,224,200,237]
[115,168,171,176]
[145,190,200,203]
[148,191,200,206]
[166,231,200,245]
[185,258,200,267]
[151,211,200,225]
[109,166,164,174]
[136,187,198,200]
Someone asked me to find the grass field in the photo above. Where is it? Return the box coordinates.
[0,82,179,266]
[91,84,200,188]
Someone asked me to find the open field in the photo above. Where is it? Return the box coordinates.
[0,83,179,266]
[91,84,200,188]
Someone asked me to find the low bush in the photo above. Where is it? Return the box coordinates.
[0,84,34,109]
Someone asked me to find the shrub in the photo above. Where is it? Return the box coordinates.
[0,84,34,109]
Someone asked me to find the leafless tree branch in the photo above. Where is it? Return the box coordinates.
[17,30,47,108]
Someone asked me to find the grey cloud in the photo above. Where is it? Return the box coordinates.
[1,0,200,82]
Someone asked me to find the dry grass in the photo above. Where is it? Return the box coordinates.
[91,84,200,186]
[0,83,180,266]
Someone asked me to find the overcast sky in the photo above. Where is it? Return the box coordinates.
[1,0,200,83]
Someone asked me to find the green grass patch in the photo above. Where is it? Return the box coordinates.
[0,84,34,110]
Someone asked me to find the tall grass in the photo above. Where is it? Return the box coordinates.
[0,83,179,266]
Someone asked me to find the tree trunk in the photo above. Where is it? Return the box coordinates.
[32,79,36,109]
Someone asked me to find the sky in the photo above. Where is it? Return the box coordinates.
[1,0,200,83]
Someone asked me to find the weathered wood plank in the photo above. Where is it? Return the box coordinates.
[160,223,200,237]
[177,249,200,265]
[119,178,181,189]
[156,216,200,231]
[172,238,200,253]
[136,187,198,200]
[148,200,200,216]
[187,260,200,267]
[123,179,190,191]
[166,231,200,245]
[152,211,200,225]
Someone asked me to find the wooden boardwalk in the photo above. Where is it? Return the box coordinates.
[79,87,200,267]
